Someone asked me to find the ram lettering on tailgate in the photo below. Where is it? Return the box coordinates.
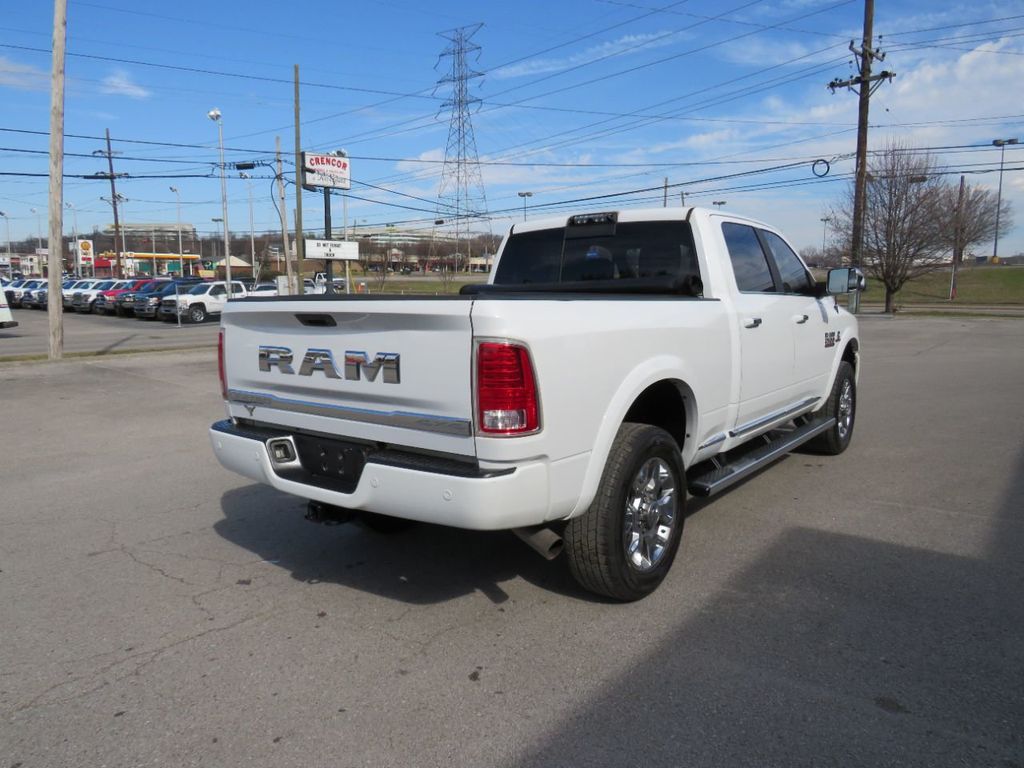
[258,346,401,383]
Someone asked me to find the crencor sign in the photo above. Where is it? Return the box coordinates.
[302,152,351,190]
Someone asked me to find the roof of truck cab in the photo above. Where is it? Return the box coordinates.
[508,206,775,236]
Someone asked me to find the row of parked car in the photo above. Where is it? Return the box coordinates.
[2,276,329,324]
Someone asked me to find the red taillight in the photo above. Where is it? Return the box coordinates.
[477,342,539,435]
[217,329,227,400]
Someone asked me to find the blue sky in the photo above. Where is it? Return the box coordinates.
[1,0,1022,256]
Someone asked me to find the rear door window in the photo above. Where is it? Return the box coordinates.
[722,223,775,293]
[760,230,814,294]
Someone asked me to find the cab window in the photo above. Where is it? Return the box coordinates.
[722,223,774,293]
[760,230,814,295]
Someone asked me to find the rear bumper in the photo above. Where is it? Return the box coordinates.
[209,419,553,530]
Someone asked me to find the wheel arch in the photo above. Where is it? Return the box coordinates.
[565,358,698,520]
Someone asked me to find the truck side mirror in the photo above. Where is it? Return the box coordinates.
[826,267,866,295]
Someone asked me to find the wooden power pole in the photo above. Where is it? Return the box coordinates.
[293,64,304,291]
[47,0,67,360]
[828,0,894,313]
[275,135,295,293]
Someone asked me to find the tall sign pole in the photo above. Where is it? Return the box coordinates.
[828,0,893,313]
[47,0,68,360]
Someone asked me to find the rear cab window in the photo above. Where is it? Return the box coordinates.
[493,216,702,293]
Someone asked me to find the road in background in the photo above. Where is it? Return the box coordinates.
[1,317,1022,767]
[0,307,217,358]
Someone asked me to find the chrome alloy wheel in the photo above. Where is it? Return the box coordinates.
[837,379,854,440]
[623,457,678,572]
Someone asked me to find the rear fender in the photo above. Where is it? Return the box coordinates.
[565,354,697,520]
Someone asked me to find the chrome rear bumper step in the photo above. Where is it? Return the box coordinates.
[687,416,835,497]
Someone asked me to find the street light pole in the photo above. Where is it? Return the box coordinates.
[820,216,830,254]
[170,186,185,276]
[517,191,533,221]
[208,108,232,292]
[30,207,42,252]
[0,212,10,275]
[65,202,79,275]
[712,200,727,209]
[991,138,1018,263]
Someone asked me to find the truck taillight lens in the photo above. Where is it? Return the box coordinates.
[477,342,539,435]
[217,329,227,400]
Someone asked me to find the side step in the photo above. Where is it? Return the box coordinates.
[687,417,836,497]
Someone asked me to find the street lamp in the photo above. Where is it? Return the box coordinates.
[169,186,186,276]
[29,207,42,252]
[712,200,727,208]
[0,211,10,276]
[211,217,223,263]
[65,202,79,276]
[992,138,1019,262]
[517,191,533,221]
[208,108,232,292]
[820,216,831,254]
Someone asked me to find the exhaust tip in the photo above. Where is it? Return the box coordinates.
[513,526,563,560]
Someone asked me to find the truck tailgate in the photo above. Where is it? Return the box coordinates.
[220,298,476,456]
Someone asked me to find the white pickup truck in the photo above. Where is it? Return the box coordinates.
[210,207,863,600]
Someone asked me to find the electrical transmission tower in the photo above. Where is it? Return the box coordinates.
[434,23,489,278]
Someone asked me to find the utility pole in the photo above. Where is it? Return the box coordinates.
[170,186,185,275]
[293,65,305,289]
[949,174,965,301]
[992,138,1018,263]
[240,172,256,279]
[47,0,67,360]
[828,0,894,313]
[663,177,668,207]
[275,135,294,294]
[102,129,125,279]
[680,190,685,207]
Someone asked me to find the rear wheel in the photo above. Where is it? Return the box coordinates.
[805,361,856,455]
[565,423,685,601]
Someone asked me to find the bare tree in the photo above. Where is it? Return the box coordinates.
[832,143,949,312]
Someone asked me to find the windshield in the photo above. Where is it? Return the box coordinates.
[494,220,701,291]
[93,281,115,290]
[188,283,210,295]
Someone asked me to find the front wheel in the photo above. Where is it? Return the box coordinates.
[805,360,856,455]
[188,305,206,324]
[565,423,685,601]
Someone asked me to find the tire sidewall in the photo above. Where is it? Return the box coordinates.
[601,427,686,598]
[189,305,206,323]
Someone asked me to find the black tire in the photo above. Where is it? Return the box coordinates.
[188,305,206,324]
[359,512,415,534]
[805,361,856,455]
[564,423,686,601]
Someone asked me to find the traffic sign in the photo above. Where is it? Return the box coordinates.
[305,239,359,261]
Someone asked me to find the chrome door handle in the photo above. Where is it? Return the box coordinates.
[793,314,809,324]
[743,317,762,329]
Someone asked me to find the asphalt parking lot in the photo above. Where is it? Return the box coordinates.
[1,316,1022,767]
[0,305,218,359]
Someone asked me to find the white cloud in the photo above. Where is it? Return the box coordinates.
[492,31,684,79]
[0,56,49,91]
[100,71,150,99]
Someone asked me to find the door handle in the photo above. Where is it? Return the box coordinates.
[743,317,762,329]
[793,314,809,324]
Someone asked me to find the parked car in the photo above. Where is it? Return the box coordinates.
[160,280,248,323]
[7,279,47,308]
[134,280,206,319]
[94,279,152,316]
[250,282,278,297]
[114,279,168,317]
[63,279,97,308]
[72,280,121,313]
